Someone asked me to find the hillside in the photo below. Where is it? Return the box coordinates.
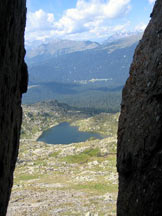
[26,40,99,60]
[26,33,142,85]
[23,81,122,112]
[23,33,141,107]
[21,100,90,139]
[8,101,119,216]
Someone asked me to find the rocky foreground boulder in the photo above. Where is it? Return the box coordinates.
[117,0,162,215]
[0,0,27,215]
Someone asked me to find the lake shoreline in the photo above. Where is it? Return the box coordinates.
[37,121,103,145]
[20,122,60,142]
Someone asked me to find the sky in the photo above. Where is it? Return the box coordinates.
[25,0,156,44]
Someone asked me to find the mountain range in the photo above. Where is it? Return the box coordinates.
[26,32,142,85]
[24,32,142,110]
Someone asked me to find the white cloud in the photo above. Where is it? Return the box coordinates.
[25,0,131,43]
[26,9,55,31]
[26,9,56,42]
[55,0,131,33]
[135,23,147,32]
[148,0,155,4]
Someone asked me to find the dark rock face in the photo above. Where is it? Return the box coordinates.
[0,1,27,215]
[117,0,162,215]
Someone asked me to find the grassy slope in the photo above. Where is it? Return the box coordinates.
[8,102,118,216]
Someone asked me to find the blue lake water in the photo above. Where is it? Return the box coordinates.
[37,122,102,144]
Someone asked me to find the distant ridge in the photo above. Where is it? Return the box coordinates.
[26,32,142,85]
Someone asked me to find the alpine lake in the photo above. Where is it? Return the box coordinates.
[37,122,103,144]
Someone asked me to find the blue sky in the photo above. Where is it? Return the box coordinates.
[26,0,156,43]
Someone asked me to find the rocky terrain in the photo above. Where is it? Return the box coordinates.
[21,100,91,140]
[7,101,118,216]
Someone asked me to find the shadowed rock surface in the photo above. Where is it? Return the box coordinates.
[117,0,162,215]
[0,0,27,215]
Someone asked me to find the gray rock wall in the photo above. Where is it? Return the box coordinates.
[117,0,162,215]
[0,1,27,215]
